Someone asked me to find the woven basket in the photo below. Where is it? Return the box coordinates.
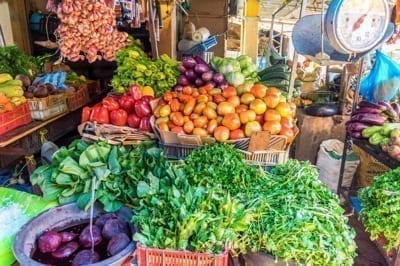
[66,86,90,111]
[27,93,66,111]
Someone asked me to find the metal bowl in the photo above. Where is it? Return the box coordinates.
[13,203,135,266]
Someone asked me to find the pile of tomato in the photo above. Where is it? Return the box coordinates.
[153,83,298,142]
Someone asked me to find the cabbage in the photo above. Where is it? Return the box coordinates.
[225,72,245,87]
[237,55,253,69]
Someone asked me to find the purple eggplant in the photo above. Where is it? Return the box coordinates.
[194,64,210,74]
[356,107,382,114]
[178,64,187,74]
[359,101,385,110]
[351,113,386,126]
[346,122,370,132]
[182,57,197,69]
[349,131,363,139]
[193,55,208,65]
[51,241,79,259]
[379,101,399,122]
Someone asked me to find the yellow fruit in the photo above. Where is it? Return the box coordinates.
[141,86,155,97]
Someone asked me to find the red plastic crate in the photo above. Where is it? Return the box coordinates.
[136,245,229,266]
[0,103,32,135]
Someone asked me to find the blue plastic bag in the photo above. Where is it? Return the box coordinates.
[360,50,400,102]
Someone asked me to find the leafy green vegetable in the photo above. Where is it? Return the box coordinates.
[111,44,180,97]
[359,167,400,250]
[0,45,43,78]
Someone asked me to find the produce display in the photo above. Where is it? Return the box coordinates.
[183,145,356,265]
[174,56,228,91]
[81,85,154,132]
[211,55,259,87]
[111,44,180,97]
[0,74,27,111]
[154,83,297,142]
[55,0,129,62]
[359,167,400,251]
[32,213,131,265]
[346,100,400,160]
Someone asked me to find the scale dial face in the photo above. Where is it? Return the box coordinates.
[326,0,390,54]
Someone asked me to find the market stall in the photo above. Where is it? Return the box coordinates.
[1,0,400,265]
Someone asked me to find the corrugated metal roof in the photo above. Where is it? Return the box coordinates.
[259,0,331,22]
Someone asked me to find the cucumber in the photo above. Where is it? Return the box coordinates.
[260,79,290,87]
[260,71,291,81]
[258,64,289,76]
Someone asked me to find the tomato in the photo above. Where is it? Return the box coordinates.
[251,83,268,98]
[236,83,253,96]
[264,94,280,109]
[227,95,240,107]
[209,88,222,95]
[170,112,184,126]
[280,117,294,128]
[159,104,171,117]
[158,122,169,131]
[230,128,245,140]
[266,87,282,97]
[239,110,256,124]
[203,106,217,120]
[217,101,235,116]
[103,96,120,111]
[249,99,267,115]
[207,119,218,134]
[192,89,200,98]
[179,94,193,103]
[194,116,208,128]
[222,86,237,98]
[183,115,190,123]
[244,121,262,137]
[240,92,255,105]
[171,126,185,134]
[194,102,206,114]
[263,121,282,135]
[222,113,241,130]
[193,127,208,137]
[235,104,248,113]
[110,109,128,126]
[264,109,281,122]
[183,120,194,134]
[197,95,209,103]
[190,113,200,120]
[182,86,193,95]
[163,92,173,102]
[214,126,230,142]
[170,98,181,112]
[183,98,196,116]
[199,87,208,95]
[255,114,265,125]
[275,102,292,118]
[206,102,218,110]
[213,94,226,104]
[279,126,295,139]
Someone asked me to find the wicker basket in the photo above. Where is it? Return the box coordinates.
[66,86,90,111]
[0,103,32,135]
[78,122,156,145]
[136,245,229,266]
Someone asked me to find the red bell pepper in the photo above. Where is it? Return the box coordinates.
[90,104,109,124]
[134,99,152,118]
[118,95,135,114]
[127,113,141,128]
[141,95,154,103]
[128,84,143,101]
[139,117,151,132]
[81,106,92,122]
[102,96,120,111]
[110,109,128,126]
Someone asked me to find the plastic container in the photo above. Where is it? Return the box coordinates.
[136,244,228,266]
[0,103,32,135]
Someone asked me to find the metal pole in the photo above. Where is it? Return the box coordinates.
[337,57,364,196]
[287,0,308,101]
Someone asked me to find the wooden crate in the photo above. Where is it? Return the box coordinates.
[27,93,66,111]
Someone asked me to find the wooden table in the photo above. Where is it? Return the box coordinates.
[0,109,81,169]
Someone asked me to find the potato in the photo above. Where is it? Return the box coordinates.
[38,231,62,253]
[79,224,102,248]
[72,250,100,266]
[51,241,79,259]
[102,217,129,240]
[107,233,131,256]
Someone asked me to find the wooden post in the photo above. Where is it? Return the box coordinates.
[241,17,259,62]
[158,2,177,58]
[147,0,159,59]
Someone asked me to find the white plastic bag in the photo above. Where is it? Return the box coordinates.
[316,139,360,192]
